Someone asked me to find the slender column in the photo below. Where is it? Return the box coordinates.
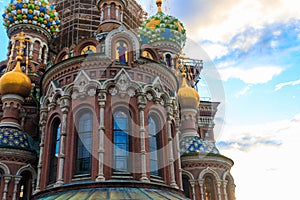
[38,47,42,62]
[217,181,222,200]
[138,95,149,182]
[29,42,34,59]
[43,49,48,65]
[2,176,11,200]
[35,108,47,192]
[116,6,119,20]
[12,176,22,200]
[107,5,111,19]
[96,92,106,182]
[55,96,70,186]
[166,102,178,188]
[223,180,228,200]
[174,100,183,190]
[199,180,205,200]
[120,10,123,22]
[190,180,196,200]
[101,8,104,21]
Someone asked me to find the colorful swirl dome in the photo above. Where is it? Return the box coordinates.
[2,0,60,38]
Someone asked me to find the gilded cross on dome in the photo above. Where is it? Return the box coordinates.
[156,0,163,13]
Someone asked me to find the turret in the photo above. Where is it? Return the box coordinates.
[96,0,127,33]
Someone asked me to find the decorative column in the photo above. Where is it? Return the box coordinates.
[35,107,48,192]
[174,99,183,190]
[199,180,205,200]
[166,101,178,188]
[107,5,111,19]
[100,8,104,21]
[116,6,119,20]
[43,49,48,65]
[223,180,228,200]
[138,94,149,182]
[120,10,123,22]
[2,176,11,200]
[217,181,222,200]
[55,96,70,186]
[12,176,22,200]
[96,92,106,182]
[29,42,34,59]
[190,180,196,200]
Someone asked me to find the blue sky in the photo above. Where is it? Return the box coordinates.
[1,0,300,199]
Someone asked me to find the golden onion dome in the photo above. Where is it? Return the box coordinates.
[0,56,32,97]
[178,74,199,109]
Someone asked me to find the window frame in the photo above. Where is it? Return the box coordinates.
[74,111,93,176]
[113,110,131,174]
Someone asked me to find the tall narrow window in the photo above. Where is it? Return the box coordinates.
[204,176,217,200]
[166,54,172,68]
[48,120,61,184]
[148,116,159,176]
[75,112,92,175]
[0,169,3,189]
[19,171,32,200]
[113,111,130,172]
[182,175,191,198]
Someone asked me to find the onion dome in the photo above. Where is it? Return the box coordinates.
[0,126,35,152]
[180,136,220,156]
[2,0,60,38]
[178,73,199,109]
[0,56,32,97]
[138,0,186,52]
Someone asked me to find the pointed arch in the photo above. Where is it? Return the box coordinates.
[199,167,220,181]
[0,162,10,175]
[16,164,37,180]
[182,169,195,180]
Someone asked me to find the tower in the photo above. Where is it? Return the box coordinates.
[0,32,36,200]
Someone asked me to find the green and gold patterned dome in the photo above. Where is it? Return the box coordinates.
[2,0,60,38]
[0,127,35,152]
[138,0,186,51]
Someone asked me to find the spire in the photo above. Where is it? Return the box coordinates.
[156,0,163,13]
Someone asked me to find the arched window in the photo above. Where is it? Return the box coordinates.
[142,50,154,60]
[48,119,61,184]
[19,171,32,200]
[204,176,217,200]
[148,116,160,176]
[81,45,96,55]
[75,112,92,175]
[166,54,172,68]
[115,41,128,65]
[182,175,191,198]
[113,110,130,172]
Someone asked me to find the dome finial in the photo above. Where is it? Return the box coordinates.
[156,0,163,13]
[0,32,32,98]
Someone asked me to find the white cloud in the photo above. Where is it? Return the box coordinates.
[201,43,229,60]
[178,0,300,43]
[235,85,251,97]
[219,114,300,200]
[275,79,300,91]
[231,31,262,52]
[218,66,283,84]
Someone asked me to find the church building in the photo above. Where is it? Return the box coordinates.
[0,0,236,199]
